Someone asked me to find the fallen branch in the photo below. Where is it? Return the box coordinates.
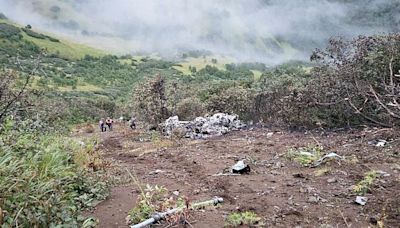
[130,197,224,228]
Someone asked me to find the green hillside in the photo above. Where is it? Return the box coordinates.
[0,19,104,59]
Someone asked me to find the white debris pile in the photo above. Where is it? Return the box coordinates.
[161,113,246,139]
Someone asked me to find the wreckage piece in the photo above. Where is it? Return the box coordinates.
[160,113,245,139]
[231,160,251,174]
[312,152,344,167]
[130,197,224,228]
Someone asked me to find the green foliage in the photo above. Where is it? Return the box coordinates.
[22,28,48,40]
[175,97,206,120]
[0,23,21,39]
[127,185,167,224]
[286,144,323,167]
[225,211,262,227]
[353,171,379,195]
[0,121,108,227]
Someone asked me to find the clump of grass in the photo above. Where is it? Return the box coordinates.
[286,144,323,167]
[314,167,331,177]
[0,123,108,227]
[126,184,168,224]
[353,171,379,195]
[225,211,262,227]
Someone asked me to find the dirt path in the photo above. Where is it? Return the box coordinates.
[81,124,400,227]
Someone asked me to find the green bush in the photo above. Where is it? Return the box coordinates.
[0,120,108,227]
[22,28,48,39]
[0,23,21,39]
[175,97,206,120]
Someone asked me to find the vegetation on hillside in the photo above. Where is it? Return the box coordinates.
[1,9,400,227]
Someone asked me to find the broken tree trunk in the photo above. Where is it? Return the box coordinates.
[130,197,224,228]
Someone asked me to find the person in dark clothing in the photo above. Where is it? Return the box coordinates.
[129,116,136,129]
[99,118,106,132]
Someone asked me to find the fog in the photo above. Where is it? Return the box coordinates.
[0,0,398,63]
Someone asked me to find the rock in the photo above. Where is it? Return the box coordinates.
[172,191,180,196]
[327,178,337,183]
[308,196,319,203]
[355,196,368,206]
[293,173,305,178]
[160,113,246,139]
[232,160,251,174]
[267,132,274,138]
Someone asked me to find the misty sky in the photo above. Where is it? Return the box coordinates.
[0,0,397,63]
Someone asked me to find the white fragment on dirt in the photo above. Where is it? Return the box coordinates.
[266,132,274,138]
[231,160,251,174]
[376,170,390,177]
[355,196,368,206]
[299,151,315,157]
[368,139,387,147]
[172,191,180,196]
[160,113,246,139]
[327,178,337,183]
[312,152,344,167]
[149,169,165,175]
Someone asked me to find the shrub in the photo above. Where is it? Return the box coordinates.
[225,211,262,227]
[0,122,108,227]
[175,98,205,120]
[0,23,21,39]
[309,34,400,127]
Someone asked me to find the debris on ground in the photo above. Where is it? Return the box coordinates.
[312,152,344,167]
[149,169,165,175]
[130,197,224,228]
[355,196,368,206]
[160,113,245,139]
[231,160,251,174]
[368,139,387,147]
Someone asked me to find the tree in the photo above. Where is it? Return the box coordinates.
[310,34,400,127]
[0,55,41,126]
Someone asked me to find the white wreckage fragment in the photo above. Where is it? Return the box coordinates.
[160,113,246,139]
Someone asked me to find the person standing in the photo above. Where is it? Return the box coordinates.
[106,117,113,131]
[99,118,106,132]
[129,115,136,130]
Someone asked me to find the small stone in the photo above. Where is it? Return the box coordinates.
[267,132,274,138]
[173,191,180,196]
[327,178,337,183]
[308,196,319,203]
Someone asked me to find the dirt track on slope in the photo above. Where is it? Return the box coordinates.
[81,124,400,227]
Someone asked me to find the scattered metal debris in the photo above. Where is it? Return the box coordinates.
[312,152,344,167]
[130,197,224,228]
[232,160,251,174]
[160,113,245,139]
[355,196,368,206]
[149,169,165,175]
[368,139,387,147]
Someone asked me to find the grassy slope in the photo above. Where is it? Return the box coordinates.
[173,55,234,75]
[0,19,105,60]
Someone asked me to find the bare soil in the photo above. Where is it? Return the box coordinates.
[82,123,400,227]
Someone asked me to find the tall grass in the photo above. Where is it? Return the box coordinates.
[0,121,108,227]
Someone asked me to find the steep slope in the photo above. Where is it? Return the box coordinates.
[2,0,399,63]
[0,18,105,60]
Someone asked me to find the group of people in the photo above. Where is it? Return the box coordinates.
[99,117,114,132]
[98,115,136,132]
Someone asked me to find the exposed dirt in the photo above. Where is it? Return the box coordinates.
[82,124,400,227]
